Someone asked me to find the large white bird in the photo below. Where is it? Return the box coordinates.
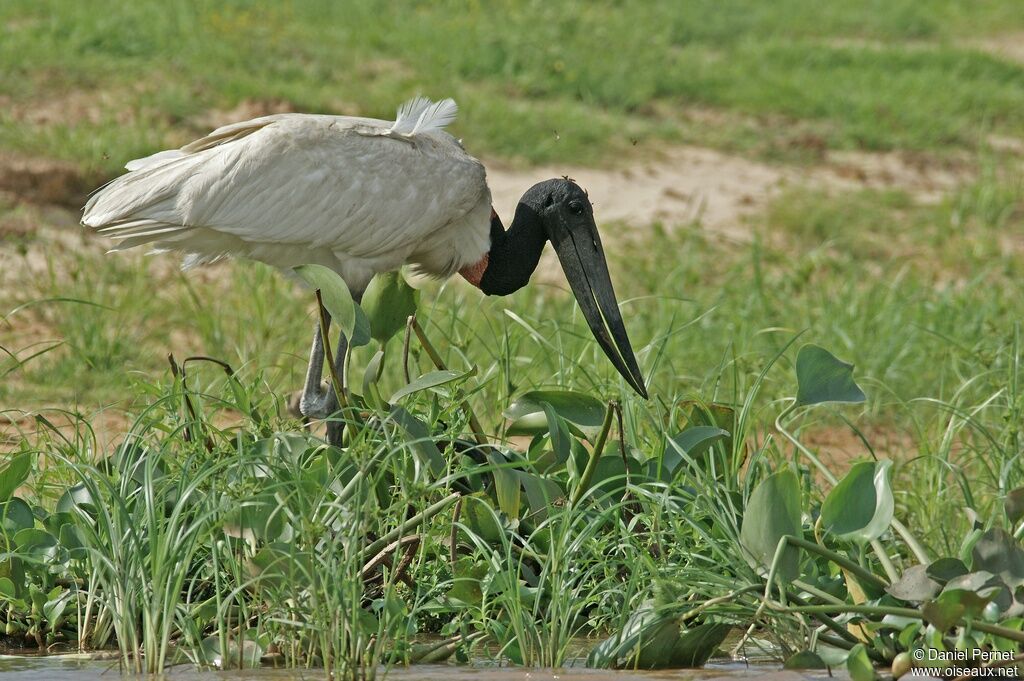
[83,97,647,440]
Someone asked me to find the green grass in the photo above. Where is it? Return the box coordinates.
[3,0,1024,177]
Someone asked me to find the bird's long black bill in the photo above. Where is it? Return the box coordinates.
[553,230,648,399]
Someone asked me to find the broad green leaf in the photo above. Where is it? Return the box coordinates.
[0,577,15,601]
[943,571,1009,612]
[886,565,940,602]
[294,264,356,339]
[586,601,729,669]
[504,390,605,432]
[739,469,802,582]
[846,643,877,681]
[58,524,88,560]
[13,528,59,563]
[586,601,667,668]
[350,303,371,348]
[506,412,550,436]
[223,493,285,542]
[0,453,31,501]
[461,495,506,543]
[517,471,564,521]
[541,402,572,469]
[820,460,893,544]
[448,557,486,606]
[361,348,386,409]
[248,542,314,591]
[794,344,866,407]
[388,406,446,477]
[971,528,1024,588]
[661,622,731,668]
[927,557,969,584]
[361,271,418,343]
[923,586,995,630]
[785,651,828,670]
[487,452,521,520]
[662,426,730,479]
[0,498,34,536]
[588,454,641,505]
[390,368,475,403]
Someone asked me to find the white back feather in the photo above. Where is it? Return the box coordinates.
[389,97,458,136]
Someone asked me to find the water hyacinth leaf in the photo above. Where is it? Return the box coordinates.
[361,271,418,343]
[794,344,867,407]
[0,497,34,536]
[971,528,1024,587]
[739,469,802,581]
[461,495,506,543]
[58,524,88,560]
[390,368,475,403]
[927,557,969,584]
[846,643,877,681]
[294,264,357,338]
[449,557,486,606]
[943,571,1011,612]
[350,303,372,348]
[923,590,984,630]
[586,600,666,668]
[0,453,31,502]
[223,493,285,542]
[0,577,15,601]
[662,622,731,668]
[13,528,59,564]
[361,347,386,409]
[886,564,941,602]
[389,405,446,477]
[820,460,893,544]
[507,412,550,436]
[541,402,572,468]
[504,390,605,434]
[248,542,314,590]
[784,651,828,670]
[587,601,728,669]
[663,426,730,479]
[518,471,564,521]
[588,455,641,504]
[668,426,730,459]
[487,452,521,520]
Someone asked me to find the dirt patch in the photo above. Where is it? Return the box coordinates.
[486,145,974,245]
[800,423,918,473]
[972,31,1024,65]
[3,88,138,129]
[0,155,91,208]
[487,146,787,242]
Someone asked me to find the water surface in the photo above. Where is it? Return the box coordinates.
[0,654,844,681]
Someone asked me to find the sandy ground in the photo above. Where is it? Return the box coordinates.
[487,146,970,243]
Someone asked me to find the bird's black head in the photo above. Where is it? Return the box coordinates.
[521,178,648,399]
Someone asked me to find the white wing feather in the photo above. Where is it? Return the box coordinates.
[83,98,491,290]
[388,97,458,136]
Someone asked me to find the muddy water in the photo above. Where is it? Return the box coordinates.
[0,654,841,681]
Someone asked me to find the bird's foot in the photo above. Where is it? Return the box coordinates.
[293,381,335,420]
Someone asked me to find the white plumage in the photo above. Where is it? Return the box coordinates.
[83,97,492,294]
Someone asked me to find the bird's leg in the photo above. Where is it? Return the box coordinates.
[323,329,348,447]
[298,315,333,419]
[297,296,358,447]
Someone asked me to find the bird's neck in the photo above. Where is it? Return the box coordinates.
[461,204,547,296]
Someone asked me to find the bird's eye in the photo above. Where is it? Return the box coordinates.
[567,200,584,215]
